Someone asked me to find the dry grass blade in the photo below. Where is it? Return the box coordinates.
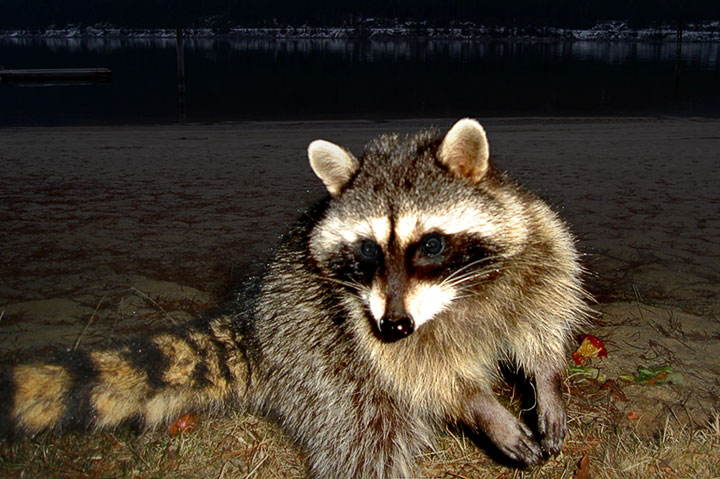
[131,286,179,325]
[73,293,107,350]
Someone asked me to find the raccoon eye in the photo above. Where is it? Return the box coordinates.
[420,234,445,257]
[359,240,381,262]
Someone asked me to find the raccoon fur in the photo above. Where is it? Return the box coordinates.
[0,118,588,478]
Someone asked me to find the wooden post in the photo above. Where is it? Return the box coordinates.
[176,27,187,122]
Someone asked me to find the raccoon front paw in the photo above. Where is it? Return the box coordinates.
[494,420,544,467]
[538,405,567,456]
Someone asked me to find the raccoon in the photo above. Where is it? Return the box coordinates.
[0,118,588,478]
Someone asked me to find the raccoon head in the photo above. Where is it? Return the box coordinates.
[308,119,526,343]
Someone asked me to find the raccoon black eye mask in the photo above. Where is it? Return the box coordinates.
[0,118,588,478]
[333,230,500,342]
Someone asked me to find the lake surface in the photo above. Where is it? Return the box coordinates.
[1,37,719,125]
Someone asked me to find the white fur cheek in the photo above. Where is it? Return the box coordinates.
[361,284,386,322]
[405,283,456,328]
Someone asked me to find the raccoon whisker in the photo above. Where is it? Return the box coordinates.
[453,284,490,297]
[444,269,494,286]
[501,257,576,272]
[444,269,518,296]
[442,256,500,284]
[453,277,491,289]
[442,270,482,288]
[444,263,508,288]
[444,276,484,290]
[452,292,485,300]
[443,265,507,288]
[315,275,364,292]
[452,276,508,295]
[450,284,500,300]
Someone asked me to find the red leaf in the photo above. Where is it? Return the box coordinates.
[574,453,590,479]
[573,334,608,364]
[168,413,196,436]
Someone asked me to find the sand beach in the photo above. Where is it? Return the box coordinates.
[1,117,719,468]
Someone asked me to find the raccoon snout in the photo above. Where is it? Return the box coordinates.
[378,315,414,343]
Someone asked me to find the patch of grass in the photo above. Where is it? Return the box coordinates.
[589,413,720,478]
[0,413,305,479]
[1,381,718,478]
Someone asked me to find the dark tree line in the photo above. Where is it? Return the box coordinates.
[0,0,718,30]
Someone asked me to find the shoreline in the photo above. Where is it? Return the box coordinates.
[2,23,719,43]
[3,114,720,131]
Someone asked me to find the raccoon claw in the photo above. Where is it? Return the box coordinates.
[496,421,544,467]
[538,407,567,456]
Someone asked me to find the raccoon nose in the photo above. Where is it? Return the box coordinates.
[378,316,415,343]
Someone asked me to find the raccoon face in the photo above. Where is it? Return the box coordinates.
[308,119,521,343]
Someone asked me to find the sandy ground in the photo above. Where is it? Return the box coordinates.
[1,117,719,433]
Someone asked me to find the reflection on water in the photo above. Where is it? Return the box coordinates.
[4,36,718,66]
[0,37,718,125]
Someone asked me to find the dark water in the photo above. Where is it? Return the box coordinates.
[1,37,719,125]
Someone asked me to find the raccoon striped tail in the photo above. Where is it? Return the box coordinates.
[0,314,248,437]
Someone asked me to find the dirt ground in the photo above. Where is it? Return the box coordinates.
[1,117,719,476]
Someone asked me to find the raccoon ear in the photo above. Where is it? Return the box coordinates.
[437,118,490,184]
[308,140,359,196]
